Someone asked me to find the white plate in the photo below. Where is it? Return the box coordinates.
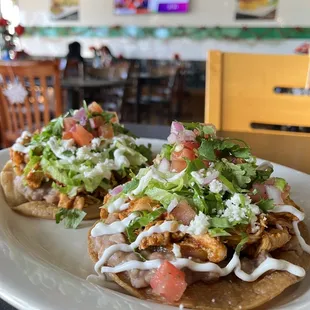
[0,138,310,310]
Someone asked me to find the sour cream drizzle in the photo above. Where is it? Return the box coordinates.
[270,205,305,221]
[91,203,310,281]
[107,197,130,213]
[91,213,137,237]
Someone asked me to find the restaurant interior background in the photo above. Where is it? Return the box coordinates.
[0,0,310,126]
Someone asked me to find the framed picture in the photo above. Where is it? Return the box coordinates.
[50,0,79,21]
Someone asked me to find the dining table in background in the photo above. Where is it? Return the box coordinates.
[61,77,128,109]
[132,73,171,123]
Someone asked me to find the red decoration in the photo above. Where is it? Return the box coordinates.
[174,53,180,61]
[15,25,25,36]
[295,43,309,54]
[0,18,8,27]
[118,54,124,59]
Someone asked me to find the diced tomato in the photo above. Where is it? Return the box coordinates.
[88,102,103,114]
[110,111,119,123]
[171,148,196,161]
[63,117,77,132]
[171,159,187,173]
[183,141,200,150]
[98,123,114,139]
[170,147,196,172]
[62,131,73,140]
[71,124,93,146]
[90,116,105,129]
[171,201,196,225]
[150,261,187,303]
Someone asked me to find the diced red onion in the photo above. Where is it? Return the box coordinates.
[203,171,219,185]
[73,108,87,126]
[109,185,123,196]
[158,158,171,172]
[265,185,284,204]
[182,130,196,141]
[171,121,184,134]
[89,118,96,129]
[167,133,177,144]
[257,161,273,171]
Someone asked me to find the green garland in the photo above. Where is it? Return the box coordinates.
[23,26,310,40]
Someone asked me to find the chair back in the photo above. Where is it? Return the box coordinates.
[0,60,62,147]
[206,50,310,173]
[206,50,310,136]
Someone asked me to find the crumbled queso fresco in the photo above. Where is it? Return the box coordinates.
[187,212,210,235]
[222,194,260,223]
[209,179,223,193]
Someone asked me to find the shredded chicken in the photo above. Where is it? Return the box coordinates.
[139,221,184,250]
[25,163,44,189]
[58,193,74,209]
[256,228,291,254]
[266,213,293,232]
[73,196,85,210]
[179,233,227,263]
[224,214,267,247]
[11,150,25,176]
[100,207,109,220]
[140,231,171,250]
[247,228,292,257]
[11,149,24,165]
[119,197,161,220]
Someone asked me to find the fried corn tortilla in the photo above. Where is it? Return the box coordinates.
[1,160,100,220]
[88,214,310,310]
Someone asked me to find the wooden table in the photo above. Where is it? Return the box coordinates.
[131,73,171,124]
[61,78,127,109]
[61,77,127,89]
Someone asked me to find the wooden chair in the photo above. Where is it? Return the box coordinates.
[0,60,62,147]
[206,50,310,173]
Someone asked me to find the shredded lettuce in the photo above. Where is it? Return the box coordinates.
[145,187,181,207]
[23,155,41,176]
[55,208,86,229]
[208,228,231,237]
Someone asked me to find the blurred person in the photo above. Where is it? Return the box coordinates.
[66,41,84,63]
[101,45,117,67]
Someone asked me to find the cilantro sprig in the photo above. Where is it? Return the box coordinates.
[198,138,252,162]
